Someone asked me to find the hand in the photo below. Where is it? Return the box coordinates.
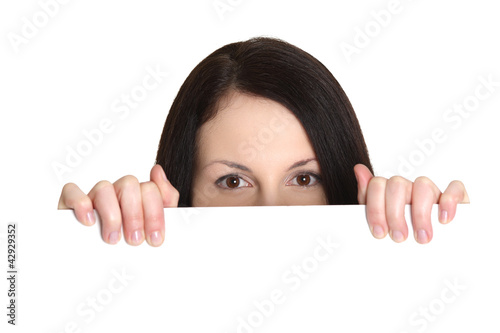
[354,164,470,244]
[57,165,179,246]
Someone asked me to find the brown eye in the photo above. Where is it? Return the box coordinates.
[226,176,240,188]
[296,174,311,186]
[216,175,251,190]
[286,173,321,187]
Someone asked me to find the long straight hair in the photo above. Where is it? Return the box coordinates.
[156,37,373,206]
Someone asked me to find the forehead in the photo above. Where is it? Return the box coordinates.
[195,92,316,166]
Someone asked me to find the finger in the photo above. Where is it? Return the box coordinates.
[366,177,388,239]
[150,164,180,207]
[88,181,122,245]
[411,176,442,244]
[141,181,165,247]
[354,164,374,205]
[438,180,470,224]
[58,183,96,226]
[114,176,145,246]
[385,176,413,242]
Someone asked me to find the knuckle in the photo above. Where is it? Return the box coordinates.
[389,175,407,185]
[385,215,399,228]
[439,192,456,205]
[367,215,386,229]
[73,195,92,211]
[61,182,77,193]
[450,180,465,188]
[146,215,163,227]
[414,176,433,187]
[141,181,159,194]
[102,212,122,228]
[94,180,113,191]
[366,206,386,225]
[368,176,387,188]
[366,177,387,198]
[387,176,408,194]
[413,211,426,222]
[61,183,92,209]
[412,209,428,223]
[116,175,139,189]
[123,210,144,225]
[371,176,387,182]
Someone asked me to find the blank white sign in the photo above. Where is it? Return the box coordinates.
[3,203,498,332]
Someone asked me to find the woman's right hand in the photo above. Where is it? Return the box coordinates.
[57,165,180,247]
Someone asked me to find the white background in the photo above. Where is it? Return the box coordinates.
[0,0,499,331]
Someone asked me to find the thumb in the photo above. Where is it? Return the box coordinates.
[354,164,374,204]
[150,164,180,207]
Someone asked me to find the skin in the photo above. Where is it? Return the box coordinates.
[58,91,470,247]
[191,92,328,207]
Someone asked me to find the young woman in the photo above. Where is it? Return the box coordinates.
[58,37,469,247]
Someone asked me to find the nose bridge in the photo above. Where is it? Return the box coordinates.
[254,185,285,206]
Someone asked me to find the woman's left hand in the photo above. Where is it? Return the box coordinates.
[354,164,470,244]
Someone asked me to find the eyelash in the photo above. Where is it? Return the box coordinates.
[215,172,322,190]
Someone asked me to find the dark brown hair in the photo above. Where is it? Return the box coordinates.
[156,37,373,206]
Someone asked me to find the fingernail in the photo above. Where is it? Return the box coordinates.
[150,231,163,246]
[372,225,385,239]
[440,209,449,224]
[391,230,405,243]
[108,231,120,244]
[131,230,143,245]
[416,229,429,244]
[86,211,96,225]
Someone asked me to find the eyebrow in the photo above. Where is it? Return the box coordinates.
[204,158,318,172]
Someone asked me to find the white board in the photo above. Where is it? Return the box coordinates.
[2,203,498,332]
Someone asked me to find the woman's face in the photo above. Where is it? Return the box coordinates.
[191,91,328,206]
